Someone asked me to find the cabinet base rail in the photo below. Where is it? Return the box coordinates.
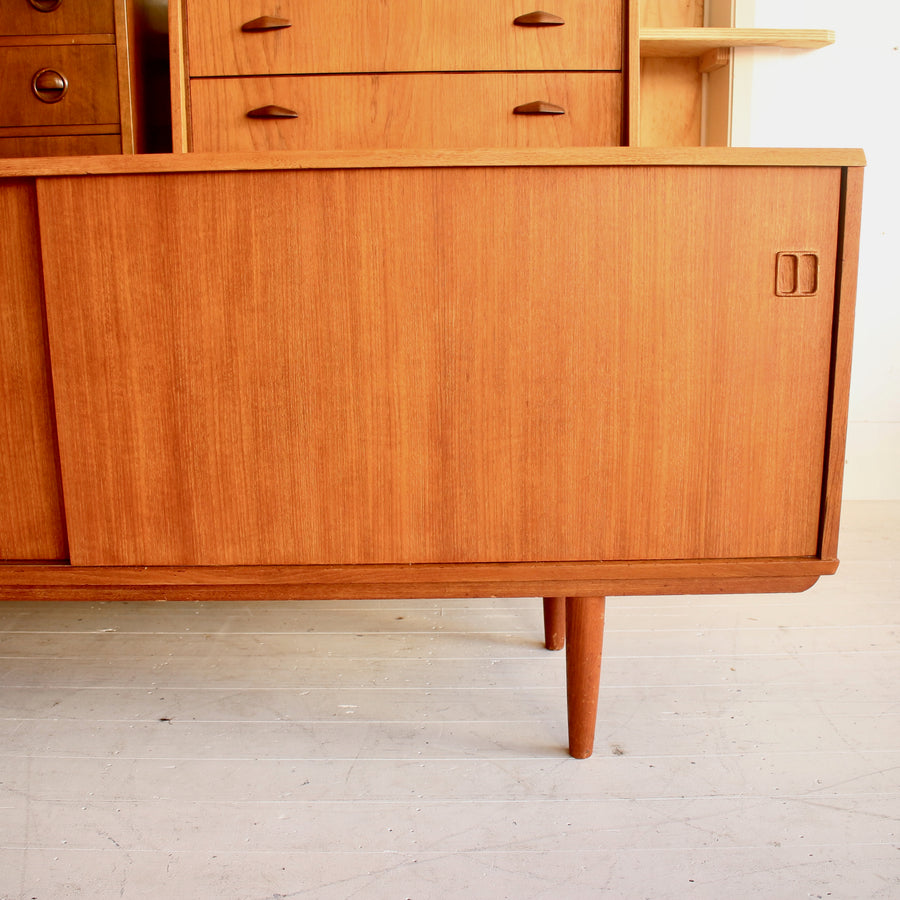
[0,558,832,599]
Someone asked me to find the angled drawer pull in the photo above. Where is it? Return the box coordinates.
[513,100,566,115]
[246,105,298,119]
[513,11,565,26]
[29,0,63,10]
[241,16,292,32]
[32,69,69,103]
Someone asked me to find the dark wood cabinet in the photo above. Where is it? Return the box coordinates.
[0,0,135,157]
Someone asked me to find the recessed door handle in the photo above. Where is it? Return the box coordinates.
[246,105,298,119]
[32,68,68,103]
[776,252,819,296]
[241,16,292,32]
[513,101,566,115]
[513,11,565,26]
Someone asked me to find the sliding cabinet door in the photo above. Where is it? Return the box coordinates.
[39,165,840,565]
[0,180,67,561]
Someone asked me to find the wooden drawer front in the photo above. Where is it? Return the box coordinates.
[0,0,113,37]
[0,45,119,127]
[190,73,622,152]
[41,166,841,567]
[0,133,120,157]
[186,0,623,76]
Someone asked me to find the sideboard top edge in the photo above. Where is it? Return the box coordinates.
[0,148,866,179]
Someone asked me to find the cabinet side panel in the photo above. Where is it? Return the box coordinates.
[819,166,864,559]
[0,180,67,561]
[39,166,839,566]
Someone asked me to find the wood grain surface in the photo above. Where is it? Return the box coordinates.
[638,0,704,147]
[190,72,622,152]
[0,148,867,179]
[640,28,837,56]
[0,0,114,37]
[820,167,865,559]
[0,180,67,560]
[640,0,704,28]
[0,44,119,128]
[566,596,607,757]
[0,133,121,158]
[640,57,702,146]
[626,0,640,145]
[184,0,624,76]
[38,164,842,567]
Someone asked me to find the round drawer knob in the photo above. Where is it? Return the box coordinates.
[29,0,63,11]
[32,68,69,103]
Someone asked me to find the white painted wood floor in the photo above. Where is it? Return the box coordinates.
[1,500,898,900]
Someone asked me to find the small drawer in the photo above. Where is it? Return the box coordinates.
[189,72,623,152]
[0,45,119,127]
[186,0,623,77]
[0,132,121,158]
[0,0,114,37]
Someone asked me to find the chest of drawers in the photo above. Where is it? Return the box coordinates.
[0,0,134,158]
[176,0,626,151]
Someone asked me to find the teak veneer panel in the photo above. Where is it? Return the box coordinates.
[0,180,67,561]
[0,34,116,48]
[0,148,866,178]
[190,72,623,152]
[0,555,833,602]
[185,0,624,77]
[0,44,120,128]
[0,0,114,37]
[640,57,702,146]
[0,134,121,159]
[38,164,841,568]
[637,0,703,148]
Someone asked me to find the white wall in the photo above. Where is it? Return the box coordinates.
[731,0,900,499]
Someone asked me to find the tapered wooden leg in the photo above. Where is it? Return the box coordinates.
[543,596,566,650]
[566,596,606,759]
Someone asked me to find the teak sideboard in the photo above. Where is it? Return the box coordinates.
[0,147,864,757]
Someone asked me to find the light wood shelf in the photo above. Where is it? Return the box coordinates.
[640,27,835,58]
